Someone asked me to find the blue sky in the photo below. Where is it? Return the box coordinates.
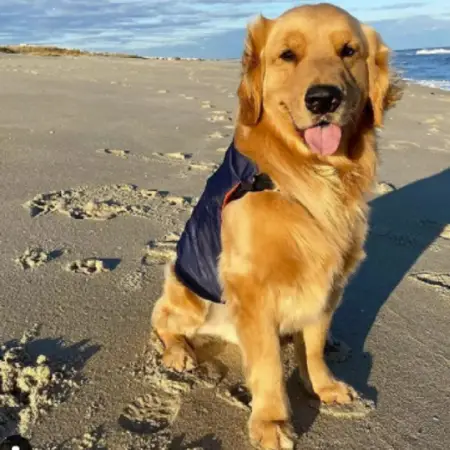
[0,1,449,57]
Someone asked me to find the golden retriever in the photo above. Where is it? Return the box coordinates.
[151,3,402,449]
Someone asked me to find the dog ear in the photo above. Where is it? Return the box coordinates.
[363,25,404,127]
[237,15,273,126]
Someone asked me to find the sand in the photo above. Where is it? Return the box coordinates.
[0,52,449,449]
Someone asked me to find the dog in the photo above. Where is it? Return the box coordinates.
[151,3,402,449]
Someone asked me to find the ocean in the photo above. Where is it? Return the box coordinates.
[393,47,450,91]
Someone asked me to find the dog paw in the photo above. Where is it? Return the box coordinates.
[162,342,197,373]
[314,379,357,404]
[249,419,295,450]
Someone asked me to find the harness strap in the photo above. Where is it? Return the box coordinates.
[222,173,275,210]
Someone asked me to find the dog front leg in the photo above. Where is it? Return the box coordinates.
[293,297,357,404]
[230,300,294,450]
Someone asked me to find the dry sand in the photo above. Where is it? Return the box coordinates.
[0,53,449,449]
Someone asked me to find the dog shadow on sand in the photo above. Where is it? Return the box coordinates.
[287,168,450,436]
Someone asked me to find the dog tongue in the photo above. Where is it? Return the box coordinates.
[304,124,342,156]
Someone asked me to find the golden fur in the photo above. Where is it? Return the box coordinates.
[151,3,403,449]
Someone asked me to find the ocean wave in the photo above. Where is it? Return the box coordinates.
[416,48,450,55]
[405,78,450,91]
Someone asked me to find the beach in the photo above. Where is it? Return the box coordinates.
[0,53,449,449]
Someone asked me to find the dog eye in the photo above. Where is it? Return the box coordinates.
[279,49,296,62]
[340,43,356,58]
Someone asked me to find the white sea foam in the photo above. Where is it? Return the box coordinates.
[416,48,450,55]
[405,78,450,91]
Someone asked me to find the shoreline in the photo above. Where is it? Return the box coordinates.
[1,44,449,92]
[403,78,450,92]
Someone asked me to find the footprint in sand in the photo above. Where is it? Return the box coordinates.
[216,384,251,411]
[152,152,193,161]
[120,271,145,292]
[179,94,195,100]
[410,272,450,293]
[66,258,119,275]
[208,131,226,140]
[374,181,396,195]
[418,220,450,240]
[167,195,197,207]
[25,184,192,222]
[385,140,421,150]
[216,147,227,153]
[388,232,418,247]
[423,114,444,125]
[119,332,255,443]
[428,126,440,135]
[142,233,180,265]
[152,151,212,173]
[15,247,63,270]
[97,148,130,159]
[118,332,189,436]
[201,100,214,109]
[70,427,107,450]
[369,225,419,247]
[207,114,232,123]
[41,426,107,450]
[312,397,375,419]
[157,89,168,94]
[126,331,226,391]
[96,147,161,164]
[118,390,181,434]
[0,325,81,439]
[188,162,218,172]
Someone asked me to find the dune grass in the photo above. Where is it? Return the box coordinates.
[0,44,144,59]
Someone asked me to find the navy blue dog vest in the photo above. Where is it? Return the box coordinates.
[174,141,274,303]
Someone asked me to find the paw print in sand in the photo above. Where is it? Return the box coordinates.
[66,258,120,275]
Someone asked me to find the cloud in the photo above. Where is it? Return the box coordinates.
[0,1,448,56]
[0,1,317,51]
[0,1,276,51]
[368,2,427,11]
[369,15,450,49]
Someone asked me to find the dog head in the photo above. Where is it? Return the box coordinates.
[237,3,403,157]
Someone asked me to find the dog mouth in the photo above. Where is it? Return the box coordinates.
[283,103,343,156]
[301,120,342,156]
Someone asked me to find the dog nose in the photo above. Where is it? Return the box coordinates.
[305,84,343,115]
